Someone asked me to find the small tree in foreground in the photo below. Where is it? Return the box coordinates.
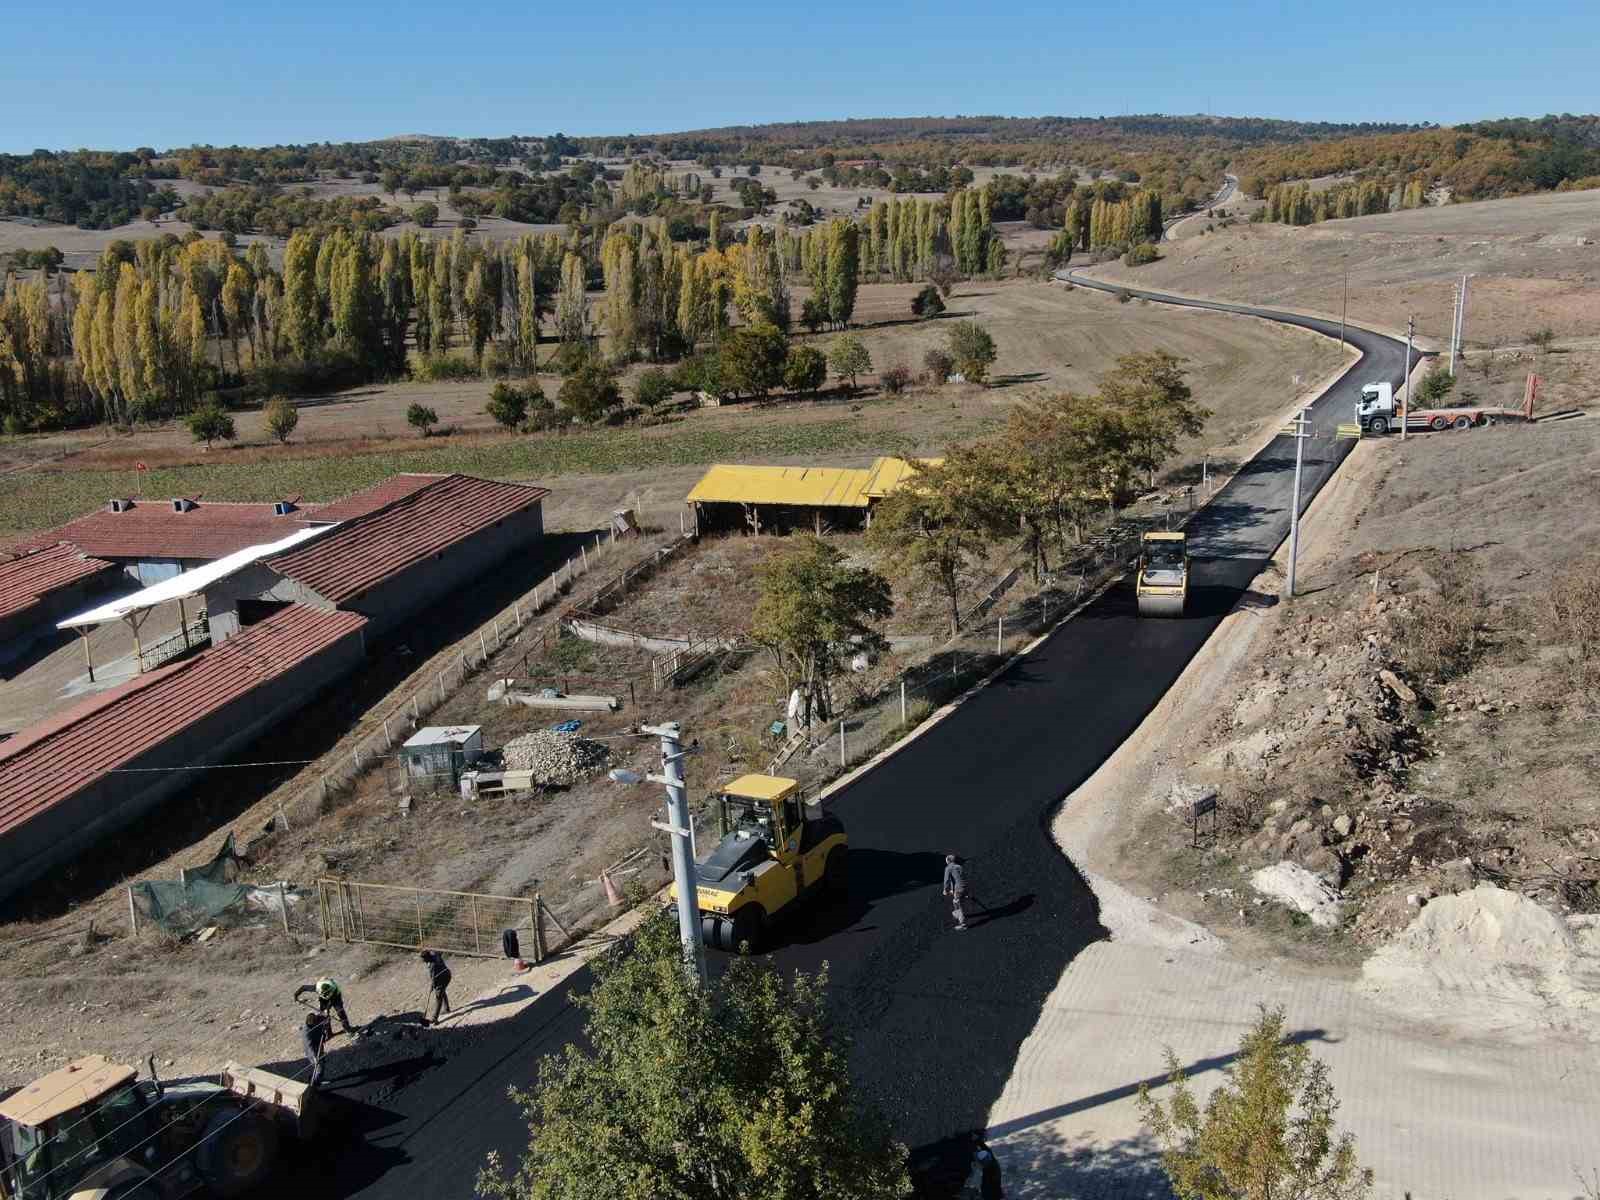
[558,359,622,423]
[633,367,675,413]
[406,403,439,437]
[486,382,531,430]
[187,402,236,449]
[263,397,299,444]
[828,335,871,395]
[784,344,828,397]
[477,911,911,1200]
[1414,366,1456,407]
[1138,1005,1372,1200]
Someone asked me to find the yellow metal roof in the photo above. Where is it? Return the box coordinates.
[0,1056,137,1126]
[860,457,944,498]
[723,773,799,801]
[685,465,874,508]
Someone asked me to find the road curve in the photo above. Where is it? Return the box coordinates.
[289,282,1414,1199]
[1163,173,1237,241]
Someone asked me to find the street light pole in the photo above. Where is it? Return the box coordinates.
[638,721,708,985]
[1339,265,1348,352]
[1286,407,1312,599]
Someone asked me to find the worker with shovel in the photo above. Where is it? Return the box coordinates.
[420,949,453,1026]
[295,977,358,1035]
[944,854,970,931]
[302,1010,333,1089]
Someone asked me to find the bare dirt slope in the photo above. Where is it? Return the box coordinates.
[1086,187,1600,348]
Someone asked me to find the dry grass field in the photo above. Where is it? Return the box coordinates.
[1087,186,1600,349]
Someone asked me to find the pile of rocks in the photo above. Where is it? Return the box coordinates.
[502,731,610,785]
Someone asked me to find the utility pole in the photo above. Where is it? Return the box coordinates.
[635,721,707,984]
[1286,407,1312,598]
[1401,317,1414,443]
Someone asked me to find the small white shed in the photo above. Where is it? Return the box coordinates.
[401,725,484,784]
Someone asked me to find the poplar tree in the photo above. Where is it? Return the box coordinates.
[822,219,859,329]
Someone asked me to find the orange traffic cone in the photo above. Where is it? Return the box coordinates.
[602,869,623,908]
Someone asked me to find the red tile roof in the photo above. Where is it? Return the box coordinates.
[311,473,446,521]
[267,474,549,604]
[0,606,367,839]
[0,544,117,624]
[48,501,319,562]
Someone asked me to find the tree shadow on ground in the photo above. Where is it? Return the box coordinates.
[988,372,1049,389]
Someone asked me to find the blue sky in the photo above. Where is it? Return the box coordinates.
[5,0,1596,153]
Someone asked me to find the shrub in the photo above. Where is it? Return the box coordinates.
[186,402,236,448]
[799,296,829,334]
[263,397,299,444]
[923,348,954,384]
[880,364,913,395]
[1538,555,1600,696]
[634,368,676,411]
[412,354,478,382]
[487,382,537,429]
[718,324,788,400]
[910,284,946,319]
[783,345,828,396]
[1124,242,1161,266]
[1526,326,1556,353]
[559,360,623,423]
[1393,553,1485,682]
[244,349,366,398]
[945,320,997,383]
[407,403,439,436]
[551,339,595,377]
[412,201,438,228]
[827,336,872,395]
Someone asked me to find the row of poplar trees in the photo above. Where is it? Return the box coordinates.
[1062,190,1165,251]
[1264,177,1428,226]
[2,185,1013,431]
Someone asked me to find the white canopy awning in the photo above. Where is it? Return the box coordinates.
[57,523,337,630]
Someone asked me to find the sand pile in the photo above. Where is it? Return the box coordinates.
[1363,885,1600,1037]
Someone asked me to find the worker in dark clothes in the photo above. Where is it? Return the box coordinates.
[302,1011,332,1089]
[420,950,453,1025]
[294,978,356,1034]
[943,854,968,931]
[975,1142,1004,1199]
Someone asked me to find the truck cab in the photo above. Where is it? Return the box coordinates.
[671,773,847,952]
[1356,381,1397,433]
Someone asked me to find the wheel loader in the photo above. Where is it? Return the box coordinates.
[1135,530,1189,617]
[670,773,847,953]
[0,1055,313,1200]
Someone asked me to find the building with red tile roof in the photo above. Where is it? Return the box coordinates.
[47,497,320,567]
[0,605,367,900]
[0,544,120,646]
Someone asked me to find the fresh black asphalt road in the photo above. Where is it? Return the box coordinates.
[281,277,1415,1198]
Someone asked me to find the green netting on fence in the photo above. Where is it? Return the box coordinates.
[130,833,306,937]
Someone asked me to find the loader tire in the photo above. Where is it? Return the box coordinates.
[726,905,766,954]
[196,1107,278,1198]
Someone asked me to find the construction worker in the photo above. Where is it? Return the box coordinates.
[420,949,453,1026]
[301,1010,332,1089]
[294,977,356,1034]
[943,854,968,932]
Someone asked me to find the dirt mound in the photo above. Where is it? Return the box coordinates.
[1364,885,1600,1037]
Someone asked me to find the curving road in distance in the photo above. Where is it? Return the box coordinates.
[285,276,1416,1198]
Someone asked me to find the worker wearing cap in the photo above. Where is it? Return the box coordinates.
[943,854,968,932]
[419,950,453,1026]
[294,978,356,1034]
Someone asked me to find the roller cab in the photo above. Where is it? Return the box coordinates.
[1136,531,1189,617]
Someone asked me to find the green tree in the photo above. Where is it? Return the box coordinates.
[487,382,529,429]
[719,323,788,401]
[868,454,992,637]
[945,320,998,383]
[1414,367,1456,406]
[186,401,235,448]
[1099,350,1209,487]
[559,359,622,423]
[477,911,910,1200]
[263,397,299,444]
[1138,1005,1373,1200]
[784,344,828,396]
[406,402,439,436]
[827,336,871,395]
[923,348,954,384]
[634,367,675,412]
[412,201,439,228]
[799,296,828,334]
[752,536,892,727]
[910,284,945,319]
[822,218,860,328]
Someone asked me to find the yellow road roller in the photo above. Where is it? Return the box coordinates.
[1135,530,1189,617]
[671,773,847,952]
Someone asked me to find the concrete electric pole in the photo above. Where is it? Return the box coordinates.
[1339,264,1348,352]
[613,721,707,984]
[1285,407,1313,599]
[1402,316,1414,443]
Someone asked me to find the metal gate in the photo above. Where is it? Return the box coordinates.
[318,879,542,959]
